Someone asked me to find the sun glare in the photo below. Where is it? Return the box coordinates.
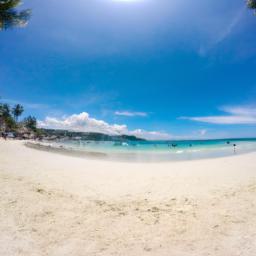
[112,0,143,2]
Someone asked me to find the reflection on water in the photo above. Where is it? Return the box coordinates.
[42,138,256,162]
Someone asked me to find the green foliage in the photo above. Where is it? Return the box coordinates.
[0,103,10,118]
[0,103,17,130]
[0,99,37,134]
[34,128,45,137]
[4,115,17,130]
[0,0,20,11]
[247,0,256,9]
[247,0,256,14]
[43,129,145,141]
[12,103,24,121]
[23,115,37,131]
[0,0,31,30]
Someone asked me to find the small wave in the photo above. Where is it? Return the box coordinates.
[188,149,201,153]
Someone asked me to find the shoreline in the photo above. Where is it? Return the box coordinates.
[25,141,108,159]
[24,140,256,163]
[1,139,256,255]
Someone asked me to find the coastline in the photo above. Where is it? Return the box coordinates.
[25,141,108,159]
[1,139,256,255]
[24,140,256,163]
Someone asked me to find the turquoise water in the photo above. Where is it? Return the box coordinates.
[48,138,256,162]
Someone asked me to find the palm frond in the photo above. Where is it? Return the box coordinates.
[0,0,31,30]
[0,0,21,11]
[247,0,256,9]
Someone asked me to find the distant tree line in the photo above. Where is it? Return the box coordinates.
[43,129,145,142]
[0,99,37,134]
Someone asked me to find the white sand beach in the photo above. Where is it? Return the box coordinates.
[1,139,256,256]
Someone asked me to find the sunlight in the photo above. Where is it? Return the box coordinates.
[111,0,144,3]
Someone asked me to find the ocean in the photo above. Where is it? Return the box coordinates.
[46,138,256,162]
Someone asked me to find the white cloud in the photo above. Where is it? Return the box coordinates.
[187,116,256,125]
[115,111,148,117]
[38,112,171,140]
[38,112,127,134]
[220,106,256,116]
[199,129,207,136]
[129,129,172,140]
[198,8,245,56]
[181,105,256,125]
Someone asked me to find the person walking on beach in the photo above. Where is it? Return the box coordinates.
[233,144,237,154]
[1,132,7,140]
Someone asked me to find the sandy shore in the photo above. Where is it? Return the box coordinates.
[1,139,256,256]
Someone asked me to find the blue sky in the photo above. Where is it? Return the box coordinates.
[1,0,256,139]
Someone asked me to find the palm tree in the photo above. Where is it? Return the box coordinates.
[0,0,31,30]
[247,0,256,13]
[0,103,16,131]
[0,103,11,119]
[23,115,37,131]
[12,103,24,122]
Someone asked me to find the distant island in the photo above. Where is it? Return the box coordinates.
[38,129,145,142]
